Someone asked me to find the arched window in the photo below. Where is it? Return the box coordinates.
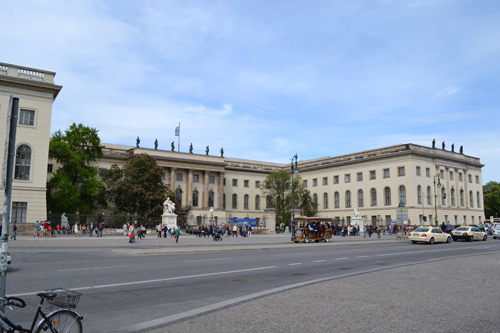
[370,188,377,206]
[244,194,249,210]
[345,190,351,208]
[15,144,31,180]
[334,191,340,208]
[469,191,473,208]
[232,194,238,209]
[384,187,391,206]
[477,191,481,208]
[441,188,446,206]
[417,185,422,205]
[223,193,226,209]
[175,188,183,206]
[313,193,318,205]
[358,189,364,207]
[323,193,328,209]
[450,188,455,206]
[427,186,431,205]
[208,190,214,207]
[192,190,199,207]
[255,195,260,210]
[399,186,406,205]
[460,189,464,207]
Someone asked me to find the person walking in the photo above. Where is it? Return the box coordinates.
[129,224,135,243]
[10,222,17,240]
[174,227,180,243]
[156,223,162,238]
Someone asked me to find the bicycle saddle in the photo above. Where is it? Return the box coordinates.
[37,292,57,300]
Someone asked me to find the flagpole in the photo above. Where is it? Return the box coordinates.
[177,122,180,152]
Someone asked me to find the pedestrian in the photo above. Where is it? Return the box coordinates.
[34,221,39,238]
[363,226,367,238]
[98,223,103,237]
[232,224,238,237]
[129,224,135,243]
[10,222,17,240]
[74,223,79,237]
[156,223,162,238]
[163,225,168,238]
[174,227,180,243]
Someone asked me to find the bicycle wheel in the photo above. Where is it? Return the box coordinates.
[35,310,82,333]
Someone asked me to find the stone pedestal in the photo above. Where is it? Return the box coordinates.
[162,213,178,230]
[264,208,276,233]
[352,216,364,231]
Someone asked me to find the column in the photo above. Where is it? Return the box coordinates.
[218,172,225,210]
[203,171,209,208]
[186,169,193,207]
[170,167,176,192]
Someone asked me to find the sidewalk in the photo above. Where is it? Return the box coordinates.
[8,233,401,254]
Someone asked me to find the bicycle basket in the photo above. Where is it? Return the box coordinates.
[44,288,81,309]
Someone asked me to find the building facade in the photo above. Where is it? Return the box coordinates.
[0,62,62,232]
[88,142,484,227]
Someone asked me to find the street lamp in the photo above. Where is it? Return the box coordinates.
[290,154,299,241]
[433,174,441,226]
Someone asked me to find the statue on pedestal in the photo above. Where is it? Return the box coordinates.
[136,136,140,148]
[61,213,68,226]
[163,198,176,214]
[171,141,175,152]
[220,147,224,157]
[154,139,158,150]
[442,141,445,150]
[432,139,436,148]
[206,145,209,155]
[189,143,193,154]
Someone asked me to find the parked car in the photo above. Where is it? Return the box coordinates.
[409,227,451,244]
[451,226,487,242]
[493,226,500,239]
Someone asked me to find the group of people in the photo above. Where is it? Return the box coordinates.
[71,222,104,237]
[124,223,180,243]
[33,220,54,238]
[195,223,253,238]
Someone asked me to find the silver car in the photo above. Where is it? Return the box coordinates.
[493,226,500,239]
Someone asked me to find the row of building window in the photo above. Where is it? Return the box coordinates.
[314,187,482,210]
[306,167,480,187]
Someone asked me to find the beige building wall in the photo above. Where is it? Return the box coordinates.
[0,62,61,224]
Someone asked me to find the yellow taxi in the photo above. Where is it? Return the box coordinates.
[408,227,451,244]
[451,226,487,242]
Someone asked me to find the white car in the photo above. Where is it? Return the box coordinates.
[493,226,500,239]
[451,226,487,242]
[409,227,451,244]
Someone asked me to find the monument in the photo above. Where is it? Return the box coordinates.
[352,207,364,231]
[162,198,178,230]
[61,213,69,228]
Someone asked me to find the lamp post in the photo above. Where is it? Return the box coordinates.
[291,154,299,241]
[433,174,441,226]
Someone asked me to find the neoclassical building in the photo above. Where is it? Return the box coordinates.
[0,61,485,230]
[85,142,484,227]
[0,62,62,233]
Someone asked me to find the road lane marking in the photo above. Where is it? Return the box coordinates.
[313,260,326,263]
[357,256,369,258]
[336,258,348,260]
[10,266,278,298]
[59,265,130,272]
[186,258,232,262]
[116,249,500,333]
[273,252,311,257]
[288,263,302,266]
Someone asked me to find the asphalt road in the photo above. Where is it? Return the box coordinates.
[4,234,500,332]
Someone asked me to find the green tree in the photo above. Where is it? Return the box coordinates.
[261,170,317,227]
[483,181,500,218]
[104,154,169,217]
[48,123,105,214]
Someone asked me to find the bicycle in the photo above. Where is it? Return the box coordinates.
[0,288,83,333]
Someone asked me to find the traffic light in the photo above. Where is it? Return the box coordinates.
[423,216,427,222]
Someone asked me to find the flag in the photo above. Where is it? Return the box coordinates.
[175,126,180,136]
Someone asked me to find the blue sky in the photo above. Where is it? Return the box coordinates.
[2,0,499,183]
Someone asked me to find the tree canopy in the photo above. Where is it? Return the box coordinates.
[483,181,500,218]
[47,123,105,214]
[260,170,317,226]
[103,154,172,217]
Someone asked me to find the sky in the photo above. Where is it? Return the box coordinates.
[1,0,499,183]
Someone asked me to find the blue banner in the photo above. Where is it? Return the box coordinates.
[229,218,257,227]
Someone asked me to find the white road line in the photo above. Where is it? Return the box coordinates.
[59,265,130,272]
[313,260,326,263]
[357,256,369,258]
[336,258,348,260]
[288,263,302,266]
[186,258,232,263]
[10,266,278,298]
[273,252,311,257]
